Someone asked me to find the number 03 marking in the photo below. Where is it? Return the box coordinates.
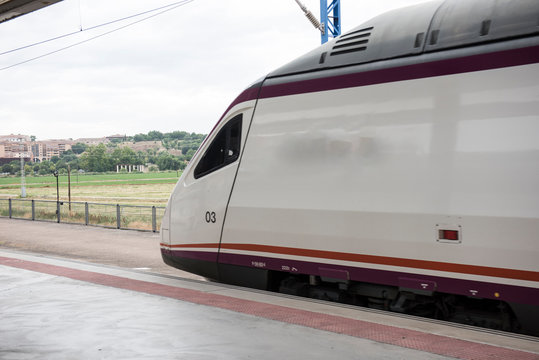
[205,211,216,223]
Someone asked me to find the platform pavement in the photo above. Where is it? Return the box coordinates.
[3,250,539,360]
[1,218,538,359]
[0,217,202,279]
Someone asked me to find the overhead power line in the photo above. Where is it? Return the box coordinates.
[0,0,194,71]
[0,0,193,57]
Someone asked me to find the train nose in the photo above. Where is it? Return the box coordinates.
[159,205,173,263]
[159,203,170,245]
[159,202,220,280]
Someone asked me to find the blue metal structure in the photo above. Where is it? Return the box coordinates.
[320,0,341,43]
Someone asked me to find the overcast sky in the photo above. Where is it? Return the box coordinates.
[0,0,430,140]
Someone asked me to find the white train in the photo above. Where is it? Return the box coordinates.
[161,0,539,335]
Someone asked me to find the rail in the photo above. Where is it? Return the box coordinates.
[0,198,165,232]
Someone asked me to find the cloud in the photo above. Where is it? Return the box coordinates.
[0,0,430,140]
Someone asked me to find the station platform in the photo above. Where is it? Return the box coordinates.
[1,249,537,360]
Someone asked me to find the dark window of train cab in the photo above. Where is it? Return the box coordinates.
[194,114,242,179]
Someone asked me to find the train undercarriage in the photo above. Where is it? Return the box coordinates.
[271,273,537,337]
[162,255,538,337]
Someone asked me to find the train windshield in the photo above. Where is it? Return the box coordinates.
[194,114,242,179]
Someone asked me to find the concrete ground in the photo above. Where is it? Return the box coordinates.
[3,250,538,360]
[0,217,202,279]
[1,218,538,359]
[1,254,457,360]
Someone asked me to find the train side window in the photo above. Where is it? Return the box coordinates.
[194,114,242,179]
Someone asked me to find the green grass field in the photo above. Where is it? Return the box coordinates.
[0,171,181,187]
[0,172,181,206]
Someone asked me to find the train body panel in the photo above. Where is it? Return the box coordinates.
[220,54,539,304]
[161,0,539,334]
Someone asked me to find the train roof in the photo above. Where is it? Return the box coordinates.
[269,0,539,78]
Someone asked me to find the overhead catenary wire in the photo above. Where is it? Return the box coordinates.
[0,0,193,57]
[0,0,194,71]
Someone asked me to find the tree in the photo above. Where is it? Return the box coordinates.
[162,139,170,150]
[68,159,80,170]
[8,160,19,175]
[169,131,187,140]
[147,130,164,141]
[79,144,113,172]
[38,161,55,175]
[71,142,87,154]
[185,149,196,161]
[111,146,137,166]
[156,152,181,171]
[133,134,147,142]
[55,159,67,170]
[1,164,12,174]
[60,151,77,163]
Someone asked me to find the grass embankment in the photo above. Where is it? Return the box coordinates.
[0,172,180,230]
[0,171,180,187]
[0,172,180,206]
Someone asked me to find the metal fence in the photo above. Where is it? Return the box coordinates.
[0,198,165,232]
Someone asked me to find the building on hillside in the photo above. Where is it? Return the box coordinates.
[32,140,73,162]
[0,142,10,158]
[0,134,31,143]
[74,137,110,146]
[106,134,127,142]
[0,140,33,165]
[31,142,44,161]
[0,134,32,158]
[0,134,75,163]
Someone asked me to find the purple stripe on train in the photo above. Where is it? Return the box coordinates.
[169,249,538,306]
[259,45,539,99]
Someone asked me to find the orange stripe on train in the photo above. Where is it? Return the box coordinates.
[161,242,539,282]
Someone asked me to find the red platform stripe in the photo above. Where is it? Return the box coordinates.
[1,255,537,360]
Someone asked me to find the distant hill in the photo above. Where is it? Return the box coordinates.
[1,130,206,175]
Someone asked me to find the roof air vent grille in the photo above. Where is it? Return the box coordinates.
[330,26,373,56]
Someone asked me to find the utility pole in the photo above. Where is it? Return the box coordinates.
[294,0,341,44]
[53,169,60,223]
[19,144,26,198]
[68,164,72,211]
[53,170,59,202]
